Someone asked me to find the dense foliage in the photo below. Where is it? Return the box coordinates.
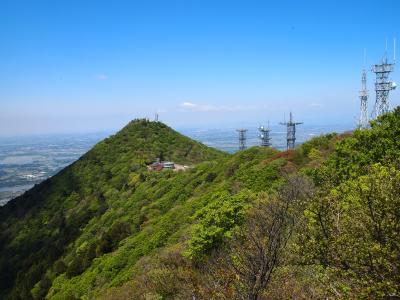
[1,108,400,299]
[300,108,400,297]
[0,119,225,299]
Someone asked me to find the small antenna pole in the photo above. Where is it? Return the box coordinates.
[364,48,367,68]
[385,37,388,62]
[394,38,396,63]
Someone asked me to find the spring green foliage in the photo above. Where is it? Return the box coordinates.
[300,107,400,297]
[304,164,400,297]
[0,119,225,299]
[1,108,400,299]
[185,190,253,261]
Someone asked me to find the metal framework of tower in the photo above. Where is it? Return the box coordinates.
[258,125,271,147]
[371,40,396,118]
[359,69,369,129]
[236,129,248,151]
[280,112,302,150]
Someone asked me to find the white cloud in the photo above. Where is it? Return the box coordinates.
[309,102,322,107]
[181,102,197,108]
[96,74,108,80]
[179,102,266,113]
[179,102,221,112]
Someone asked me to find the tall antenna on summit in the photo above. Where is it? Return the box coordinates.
[371,40,396,118]
[359,67,369,129]
[236,129,248,151]
[280,112,302,150]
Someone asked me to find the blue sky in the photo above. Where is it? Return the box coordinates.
[0,0,399,135]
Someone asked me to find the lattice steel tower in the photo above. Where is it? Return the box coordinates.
[280,112,302,150]
[372,39,396,118]
[236,129,248,151]
[359,69,369,129]
[258,125,271,147]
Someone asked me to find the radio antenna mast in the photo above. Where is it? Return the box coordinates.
[280,112,302,150]
[371,40,396,118]
[236,129,248,151]
[258,124,271,147]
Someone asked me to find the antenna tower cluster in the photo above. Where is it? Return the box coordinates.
[236,113,303,151]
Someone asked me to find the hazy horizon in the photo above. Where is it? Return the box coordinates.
[0,119,355,138]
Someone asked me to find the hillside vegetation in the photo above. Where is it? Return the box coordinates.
[1,109,400,299]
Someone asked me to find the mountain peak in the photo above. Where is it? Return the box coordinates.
[94,119,225,166]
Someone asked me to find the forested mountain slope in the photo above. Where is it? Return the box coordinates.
[0,119,225,299]
[1,109,400,299]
